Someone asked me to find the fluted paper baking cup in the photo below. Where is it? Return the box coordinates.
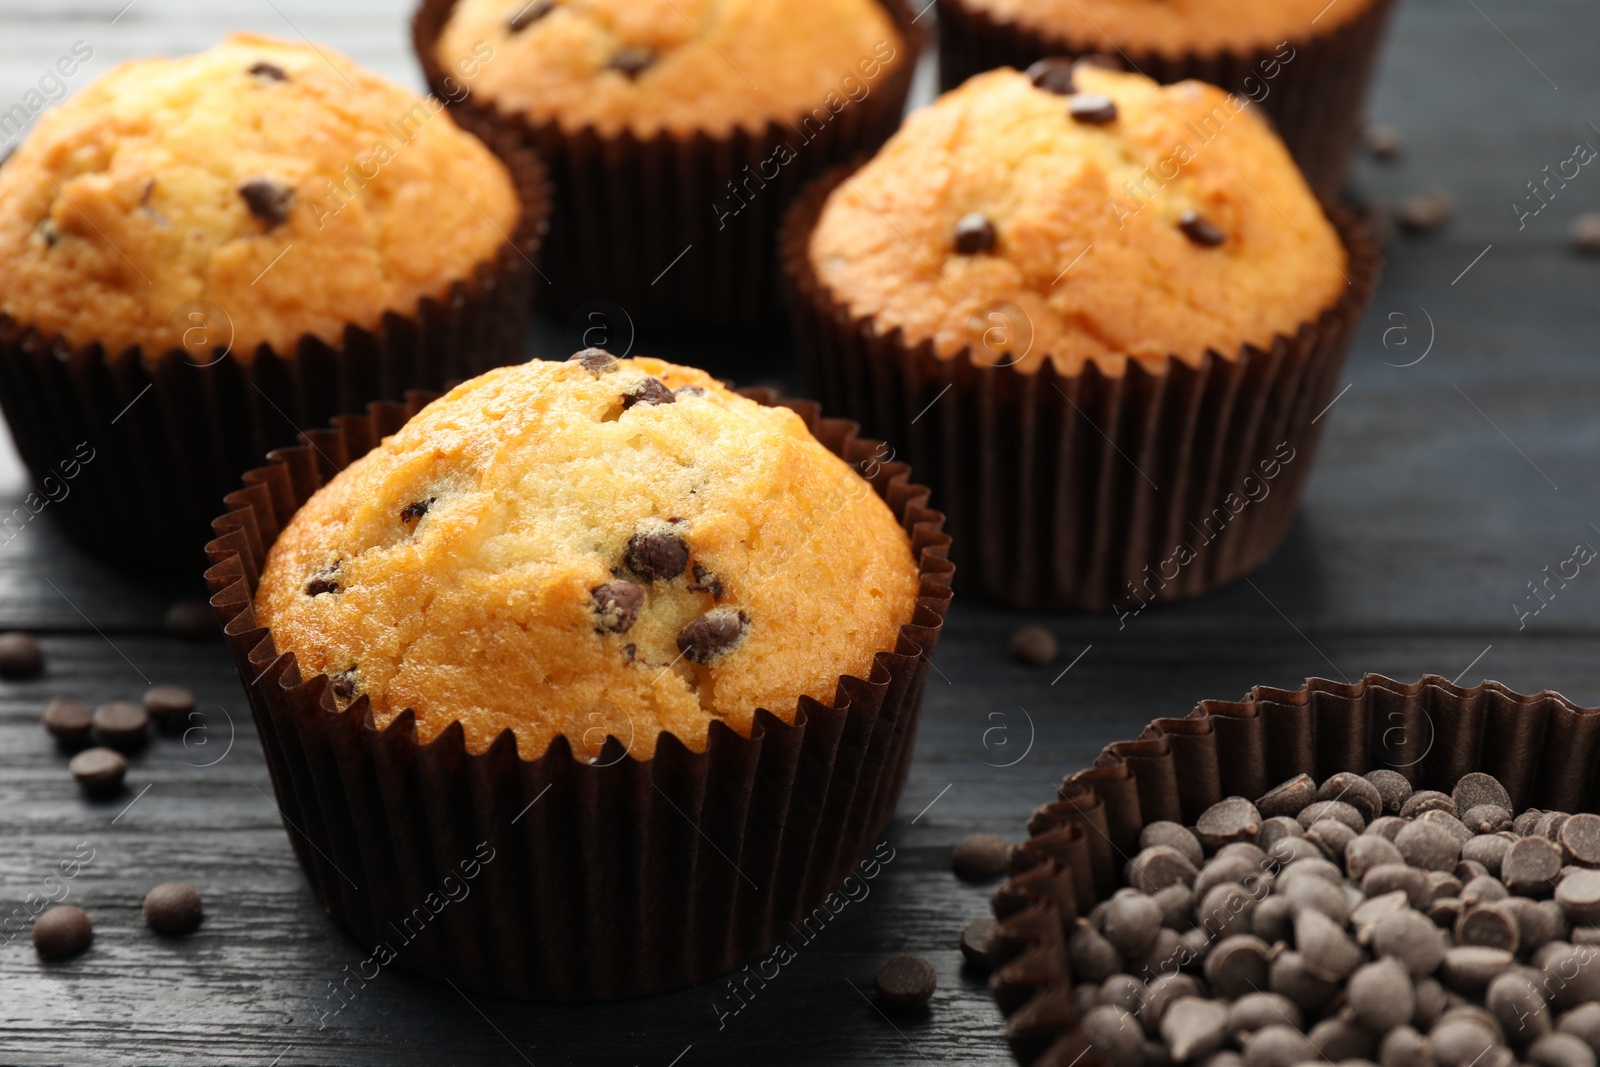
[933,0,1396,197]
[413,0,923,329]
[203,388,953,1001]
[0,138,548,573]
[782,162,1380,612]
[984,674,1600,1065]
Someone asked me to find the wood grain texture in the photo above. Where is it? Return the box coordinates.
[2,0,1599,1063]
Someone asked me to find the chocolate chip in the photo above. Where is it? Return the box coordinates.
[607,46,656,78]
[1025,57,1076,95]
[143,685,194,731]
[507,0,555,30]
[1140,821,1204,867]
[1541,811,1575,842]
[1007,625,1056,666]
[165,600,217,640]
[33,904,91,959]
[1082,1005,1143,1064]
[625,529,689,582]
[1177,210,1226,247]
[329,669,358,700]
[1346,957,1416,1031]
[239,177,293,228]
[677,609,749,664]
[1067,919,1121,982]
[1297,799,1365,833]
[1196,797,1262,850]
[1571,212,1600,255]
[1125,845,1198,894]
[1397,819,1462,872]
[1365,769,1414,814]
[249,61,287,81]
[687,564,723,600]
[92,701,149,751]
[1295,908,1362,980]
[1562,813,1600,867]
[570,347,618,374]
[1505,836,1563,896]
[1204,935,1271,1000]
[400,498,433,525]
[1365,122,1403,160]
[304,562,340,596]
[1398,188,1454,233]
[1319,772,1384,823]
[1068,93,1118,125]
[951,833,1011,882]
[621,377,676,410]
[42,698,92,746]
[1529,1033,1596,1067]
[1103,891,1162,955]
[1439,946,1515,996]
[1307,818,1357,862]
[1516,809,1547,836]
[953,212,997,256]
[1453,772,1512,815]
[591,581,643,635]
[960,917,1000,968]
[1462,804,1512,834]
[69,746,126,796]
[144,882,203,935]
[1258,773,1317,818]
[1160,997,1228,1062]
[1246,1023,1318,1063]
[874,955,935,1009]
[1487,971,1550,1043]
[0,631,43,678]
[1557,869,1600,924]
[1370,907,1446,977]
[1402,790,1457,818]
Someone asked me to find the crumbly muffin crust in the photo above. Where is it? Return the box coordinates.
[955,0,1377,58]
[254,355,921,761]
[0,33,519,360]
[435,0,905,137]
[806,66,1349,376]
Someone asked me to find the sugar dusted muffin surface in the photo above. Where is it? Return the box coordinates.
[254,355,921,761]
[0,33,518,359]
[435,0,905,137]
[806,66,1349,376]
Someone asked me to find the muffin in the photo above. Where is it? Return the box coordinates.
[982,674,1600,1065]
[935,0,1396,195]
[783,64,1379,611]
[414,0,920,326]
[0,33,548,570]
[207,352,952,1000]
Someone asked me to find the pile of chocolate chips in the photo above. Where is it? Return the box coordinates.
[1064,770,1600,1067]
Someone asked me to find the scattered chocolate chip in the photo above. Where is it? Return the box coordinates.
[874,955,935,1009]
[960,916,1001,968]
[607,46,656,78]
[144,882,203,935]
[239,177,293,229]
[953,212,997,255]
[621,377,676,410]
[33,904,91,959]
[305,562,340,597]
[677,609,749,664]
[952,833,1011,881]
[42,698,92,745]
[1365,122,1403,160]
[1397,188,1454,233]
[143,685,194,731]
[165,600,217,640]
[249,61,287,81]
[400,498,433,525]
[0,631,43,678]
[69,746,126,796]
[570,347,618,374]
[1177,210,1225,247]
[1571,212,1600,255]
[625,529,689,582]
[590,581,644,635]
[92,701,149,751]
[1068,93,1118,125]
[507,0,556,31]
[1007,625,1057,666]
[1025,57,1076,95]
[686,564,723,600]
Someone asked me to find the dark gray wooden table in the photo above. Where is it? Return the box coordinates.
[3,0,1599,1063]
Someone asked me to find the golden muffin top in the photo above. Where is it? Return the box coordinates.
[806,65,1349,376]
[254,354,922,761]
[435,0,906,137]
[0,33,519,360]
[957,0,1376,58]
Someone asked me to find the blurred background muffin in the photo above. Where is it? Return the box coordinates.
[0,32,547,570]
[784,64,1378,609]
[416,0,920,329]
[934,0,1396,196]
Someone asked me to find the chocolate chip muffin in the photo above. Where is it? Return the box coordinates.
[253,353,922,759]
[414,0,920,326]
[784,62,1379,610]
[935,0,1396,195]
[0,33,546,571]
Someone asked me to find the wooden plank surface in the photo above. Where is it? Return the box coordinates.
[4,0,1600,1064]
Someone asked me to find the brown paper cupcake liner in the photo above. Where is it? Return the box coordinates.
[933,0,1396,197]
[984,674,1600,1065]
[412,0,924,329]
[0,134,548,574]
[781,163,1380,612]
[202,388,953,1001]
